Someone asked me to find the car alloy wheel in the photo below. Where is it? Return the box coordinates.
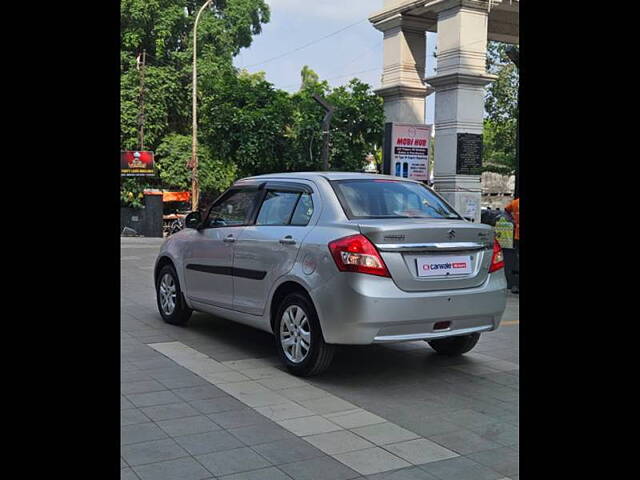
[280,305,311,363]
[159,273,177,316]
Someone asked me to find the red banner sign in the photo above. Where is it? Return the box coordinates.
[121,151,155,177]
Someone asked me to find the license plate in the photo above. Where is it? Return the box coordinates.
[416,255,473,277]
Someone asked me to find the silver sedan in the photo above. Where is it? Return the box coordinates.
[155,172,507,376]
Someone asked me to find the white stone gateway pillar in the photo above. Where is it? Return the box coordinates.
[426,0,496,223]
[373,14,433,124]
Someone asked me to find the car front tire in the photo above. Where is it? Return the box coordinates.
[156,264,192,326]
[274,292,335,377]
[427,332,480,356]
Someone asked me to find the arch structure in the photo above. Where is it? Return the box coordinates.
[370,0,519,222]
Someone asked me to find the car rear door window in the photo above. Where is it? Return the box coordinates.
[256,191,300,225]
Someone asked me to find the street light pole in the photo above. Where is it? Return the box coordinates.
[191,0,215,212]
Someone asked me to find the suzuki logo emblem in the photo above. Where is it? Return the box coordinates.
[448,229,456,240]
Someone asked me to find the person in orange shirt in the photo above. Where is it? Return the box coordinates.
[505,198,519,244]
[504,198,519,294]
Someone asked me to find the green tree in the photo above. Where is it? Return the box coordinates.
[120,0,270,205]
[300,65,320,90]
[199,69,296,178]
[483,41,519,174]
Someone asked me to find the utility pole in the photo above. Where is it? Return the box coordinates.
[138,49,146,151]
[191,0,215,212]
[312,94,335,171]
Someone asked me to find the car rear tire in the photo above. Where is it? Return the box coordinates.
[274,292,335,377]
[427,333,480,356]
[156,264,192,326]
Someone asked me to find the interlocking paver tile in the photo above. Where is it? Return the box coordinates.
[190,396,247,414]
[297,395,358,415]
[403,417,460,438]
[333,447,411,475]
[121,408,150,426]
[468,422,518,447]
[132,456,212,480]
[156,415,221,437]
[200,370,251,384]
[156,374,208,389]
[419,455,503,480]
[324,409,386,429]
[278,385,329,402]
[351,423,419,446]
[305,430,375,455]
[121,422,168,445]
[220,466,293,480]
[121,438,189,466]
[208,407,274,429]
[173,384,228,402]
[141,402,200,421]
[383,438,458,465]
[279,455,361,480]
[228,422,295,446]
[121,380,167,395]
[365,466,439,480]
[278,415,342,436]
[467,447,518,477]
[121,396,135,410]
[429,430,501,455]
[120,467,140,480]
[127,390,182,408]
[255,401,315,421]
[196,446,272,477]
[257,374,307,390]
[252,438,325,465]
[174,429,244,456]
[441,409,497,429]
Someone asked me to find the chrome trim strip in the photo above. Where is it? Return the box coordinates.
[375,242,488,252]
[373,325,493,343]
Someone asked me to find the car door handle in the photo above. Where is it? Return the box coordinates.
[223,235,236,243]
[279,236,296,245]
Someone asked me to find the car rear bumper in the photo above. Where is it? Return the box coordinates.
[310,270,507,345]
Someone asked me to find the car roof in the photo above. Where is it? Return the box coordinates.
[236,171,418,184]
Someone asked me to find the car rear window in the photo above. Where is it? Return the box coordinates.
[331,179,460,220]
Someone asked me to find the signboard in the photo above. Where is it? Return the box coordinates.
[384,123,432,181]
[121,150,155,177]
[494,217,514,249]
[456,133,483,175]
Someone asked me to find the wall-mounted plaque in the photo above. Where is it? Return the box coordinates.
[456,133,483,175]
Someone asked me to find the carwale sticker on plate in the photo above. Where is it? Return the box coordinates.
[416,255,473,277]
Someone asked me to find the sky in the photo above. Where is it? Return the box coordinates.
[233,0,438,124]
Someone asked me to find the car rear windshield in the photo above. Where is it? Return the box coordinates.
[331,179,461,220]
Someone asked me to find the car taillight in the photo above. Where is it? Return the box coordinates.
[328,234,391,277]
[488,238,505,273]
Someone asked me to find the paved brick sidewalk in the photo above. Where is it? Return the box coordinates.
[121,237,518,480]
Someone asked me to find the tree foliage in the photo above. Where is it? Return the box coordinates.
[483,42,519,174]
[120,3,384,208]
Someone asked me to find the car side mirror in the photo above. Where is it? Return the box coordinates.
[184,211,202,229]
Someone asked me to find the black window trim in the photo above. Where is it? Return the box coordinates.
[329,178,461,221]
